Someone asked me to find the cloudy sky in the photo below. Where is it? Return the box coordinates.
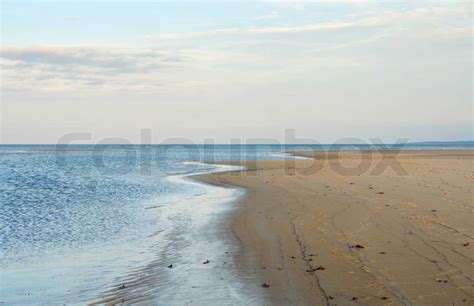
[1,0,472,144]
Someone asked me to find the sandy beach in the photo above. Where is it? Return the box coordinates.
[198,150,474,305]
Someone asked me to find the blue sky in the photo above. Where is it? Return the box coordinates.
[1,1,472,143]
[1,2,377,45]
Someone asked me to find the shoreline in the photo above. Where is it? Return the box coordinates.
[197,150,474,305]
[90,162,266,305]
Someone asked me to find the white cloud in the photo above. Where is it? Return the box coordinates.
[255,11,280,20]
[145,18,379,41]
[247,18,377,34]
[2,4,470,95]
[145,6,470,41]
[0,46,187,92]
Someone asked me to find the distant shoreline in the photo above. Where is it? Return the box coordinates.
[0,141,473,147]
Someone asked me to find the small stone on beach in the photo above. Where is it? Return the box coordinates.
[306,266,325,272]
[261,282,270,288]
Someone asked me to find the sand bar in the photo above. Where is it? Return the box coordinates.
[198,150,474,305]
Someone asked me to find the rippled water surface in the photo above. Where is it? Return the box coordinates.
[0,145,290,304]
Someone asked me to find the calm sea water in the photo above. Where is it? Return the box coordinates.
[1,143,472,304]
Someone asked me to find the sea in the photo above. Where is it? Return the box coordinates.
[1,142,472,304]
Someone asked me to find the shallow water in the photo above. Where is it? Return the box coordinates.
[1,143,472,304]
[1,145,286,304]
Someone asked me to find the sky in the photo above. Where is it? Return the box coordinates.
[1,0,472,144]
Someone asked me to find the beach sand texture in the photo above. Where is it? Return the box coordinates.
[199,150,474,305]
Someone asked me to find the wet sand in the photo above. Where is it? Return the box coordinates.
[198,150,474,305]
[89,164,267,305]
